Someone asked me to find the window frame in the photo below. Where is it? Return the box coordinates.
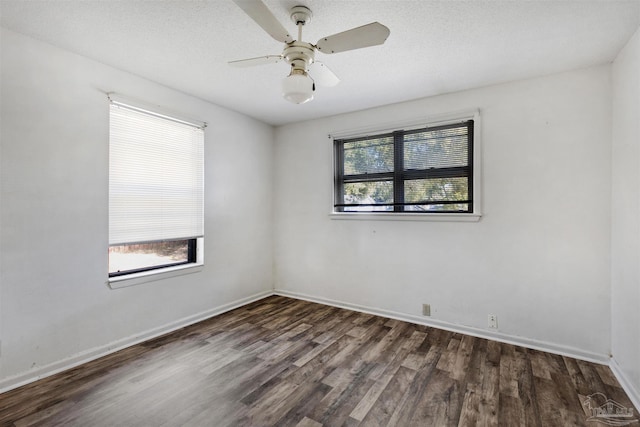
[107,95,205,287]
[108,238,198,278]
[108,237,204,289]
[330,111,481,221]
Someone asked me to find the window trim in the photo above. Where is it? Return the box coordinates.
[108,238,204,289]
[330,110,481,221]
[107,95,205,285]
[108,238,198,278]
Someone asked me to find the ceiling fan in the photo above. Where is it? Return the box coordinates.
[229,0,390,104]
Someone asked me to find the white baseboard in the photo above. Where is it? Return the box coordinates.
[0,288,616,395]
[610,358,640,411]
[273,289,610,365]
[0,290,273,394]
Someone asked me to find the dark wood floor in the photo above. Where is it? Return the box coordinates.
[0,296,636,426]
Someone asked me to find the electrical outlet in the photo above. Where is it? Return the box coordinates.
[422,304,431,316]
[488,314,498,329]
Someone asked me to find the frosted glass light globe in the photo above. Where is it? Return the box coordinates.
[282,73,314,104]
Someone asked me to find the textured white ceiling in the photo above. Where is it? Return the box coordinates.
[1,0,639,125]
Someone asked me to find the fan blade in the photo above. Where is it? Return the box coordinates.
[229,55,283,67]
[309,62,340,87]
[232,0,294,44]
[316,22,390,54]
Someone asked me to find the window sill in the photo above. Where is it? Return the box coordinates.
[107,263,203,289]
[329,212,482,222]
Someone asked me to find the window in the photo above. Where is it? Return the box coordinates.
[108,98,205,279]
[333,119,475,215]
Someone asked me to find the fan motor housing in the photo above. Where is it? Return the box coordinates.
[283,41,315,71]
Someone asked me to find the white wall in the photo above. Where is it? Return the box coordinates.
[0,28,274,385]
[2,22,632,395]
[274,66,612,361]
[611,26,640,405]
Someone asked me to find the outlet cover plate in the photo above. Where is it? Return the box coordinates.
[488,314,498,329]
[422,304,431,316]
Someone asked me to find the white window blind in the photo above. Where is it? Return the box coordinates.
[109,102,204,246]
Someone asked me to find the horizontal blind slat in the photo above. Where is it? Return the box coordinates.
[109,103,204,246]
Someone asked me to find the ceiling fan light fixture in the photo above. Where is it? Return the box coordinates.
[231,0,390,104]
[282,71,314,104]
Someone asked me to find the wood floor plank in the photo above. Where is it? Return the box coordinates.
[477,346,500,427]
[407,367,462,426]
[457,387,480,427]
[305,362,376,426]
[349,329,429,422]
[498,393,527,427]
[499,344,521,398]
[451,335,476,381]
[513,346,543,427]
[313,363,377,426]
[294,416,323,427]
[0,296,636,427]
[532,376,564,426]
[276,382,332,427]
[385,344,443,426]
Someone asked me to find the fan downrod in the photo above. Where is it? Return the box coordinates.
[286,5,314,70]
